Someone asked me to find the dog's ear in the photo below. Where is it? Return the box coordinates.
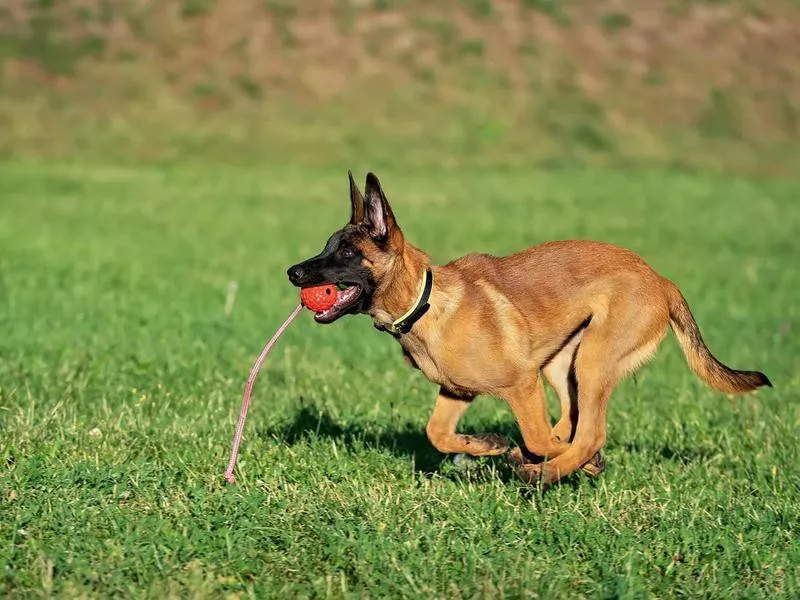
[364,172,403,247]
[348,170,365,225]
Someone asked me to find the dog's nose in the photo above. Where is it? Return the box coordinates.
[287,264,306,285]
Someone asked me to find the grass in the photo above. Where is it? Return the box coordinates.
[0,162,798,597]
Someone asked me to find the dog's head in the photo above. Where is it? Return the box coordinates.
[287,172,405,323]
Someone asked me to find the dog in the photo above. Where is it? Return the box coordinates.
[287,172,771,486]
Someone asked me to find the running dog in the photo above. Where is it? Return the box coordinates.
[287,172,771,485]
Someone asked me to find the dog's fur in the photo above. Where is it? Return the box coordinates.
[288,172,771,486]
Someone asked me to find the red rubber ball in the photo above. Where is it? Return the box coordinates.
[300,284,337,312]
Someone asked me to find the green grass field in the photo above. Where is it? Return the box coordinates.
[1,163,798,598]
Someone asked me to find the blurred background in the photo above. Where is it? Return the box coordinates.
[1,0,798,174]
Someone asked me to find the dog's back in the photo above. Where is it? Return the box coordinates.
[445,240,667,335]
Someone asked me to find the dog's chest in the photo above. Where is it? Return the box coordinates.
[399,336,450,386]
[399,335,487,395]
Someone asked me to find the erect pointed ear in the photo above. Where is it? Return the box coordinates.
[348,170,365,224]
[363,172,403,247]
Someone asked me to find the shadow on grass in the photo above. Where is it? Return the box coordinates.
[259,406,718,491]
[256,404,519,480]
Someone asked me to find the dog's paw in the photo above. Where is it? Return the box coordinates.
[580,451,606,478]
[463,433,510,456]
[508,446,527,467]
[508,447,605,486]
[508,450,544,485]
[507,445,543,465]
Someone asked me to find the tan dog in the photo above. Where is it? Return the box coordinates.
[287,172,771,486]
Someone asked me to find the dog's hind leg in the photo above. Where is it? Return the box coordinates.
[517,299,668,486]
[504,373,570,460]
[542,330,583,444]
[541,330,605,477]
[425,388,509,456]
[514,330,616,486]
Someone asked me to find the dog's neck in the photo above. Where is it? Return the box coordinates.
[369,243,431,327]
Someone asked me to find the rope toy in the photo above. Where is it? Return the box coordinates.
[223,284,337,484]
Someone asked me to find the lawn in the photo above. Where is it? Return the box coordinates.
[0,162,798,598]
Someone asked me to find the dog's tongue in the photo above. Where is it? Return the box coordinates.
[314,285,359,320]
[333,285,359,307]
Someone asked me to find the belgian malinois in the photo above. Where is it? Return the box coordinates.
[287,172,771,486]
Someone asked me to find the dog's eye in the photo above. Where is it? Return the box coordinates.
[340,247,356,259]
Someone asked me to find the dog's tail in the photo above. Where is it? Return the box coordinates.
[666,280,771,394]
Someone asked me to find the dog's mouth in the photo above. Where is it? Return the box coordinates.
[311,283,363,324]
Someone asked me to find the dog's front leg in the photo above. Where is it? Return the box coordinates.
[425,388,509,456]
